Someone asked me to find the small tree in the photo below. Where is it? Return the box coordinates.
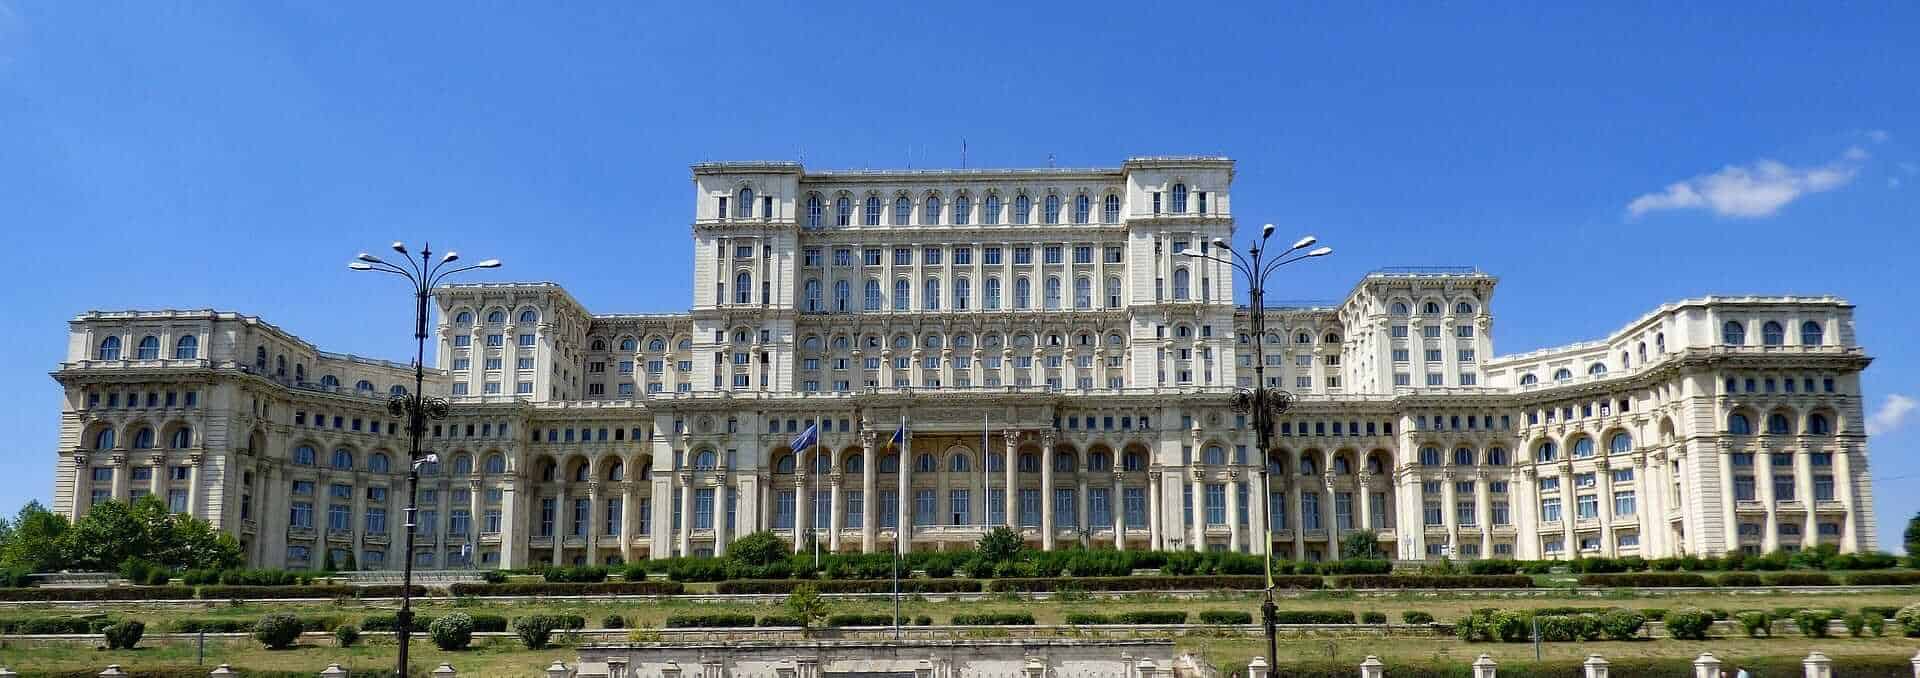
[977,526,1025,564]
[253,613,303,650]
[1339,530,1380,559]
[514,615,557,649]
[725,531,789,568]
[786,584,829,630]
[1905,512,1920,566]
[103,620,145,649]
[430,612,474,651]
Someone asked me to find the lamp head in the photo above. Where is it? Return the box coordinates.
[416,452,440,466]
[356,252,384,264]
[1291,235,1318,250]
[1180,250,1205,258]
[475,259,502,269]
[391,241,408,254]
[1260,223,1275,240]
[1305,246,1334,257]
[1210,238,1230,251]
[347,262,374,271]
[442,252,459,264]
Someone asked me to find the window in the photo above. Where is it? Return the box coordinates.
[864,196,882,225]
[1801,321,1825,346]
[984,278,1001,310]
[835,197,852,226]
[894,279,911,311]
[97,336,121,360]
[1728,413,1752,434]
[1723,320,1746,345]
[1103,194,1121,222]
[1762,321,1785,345]
[894,196,912,225]
[1171,183,1188,212]
[1808,413,1831,434]
[953,195,971,224]
[864,280,882,311]
[1043,194,1061,223]
[805,194,822,228]
[1767,413,1792,434]
[173,335,199,359]
[923,195,941,225]
[1072,194,1090,223]
[735,188,754,217]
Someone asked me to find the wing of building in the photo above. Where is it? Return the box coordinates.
[49,156,1877,569]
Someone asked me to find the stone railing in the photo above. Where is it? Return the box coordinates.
[1245,651,1920,678]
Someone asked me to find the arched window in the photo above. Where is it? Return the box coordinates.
[1073,276,1092,309]
[1103,194,1121,223]
[637,338,653,351]
[844,454,864,473]
[1171,183,1188,212]
[1766,413,1792,435]
[1453,448,1474,465]
[1172,268,1190,301]
[695,450,717,470]
[1014,277,1031,309]
[1042,194,1061,224]
[1053,452,1075,472]
[949,454,970,472]
[1761,321,1785,346]
[1043,276,1062,309]
[1203,445,1226,465]
[255,346,267,371]
[332,449,354,469]
[94,429,116,450]
[1334,457,1352,474]
[736,188,754,217]
[1296,333,1311,344]
[591,339,608,352]
[865,279,883,311]
[915,453,937,473]
[805,194,822,228]
[1723,321,1746,345]
[487,310,506,324]
[923,195,942,225]
[1105,276,1122,308]
[864,196,882,225]
[1390,302,1409,316]
[1808,413,1832,435]
[983,194,1001,224]
[1298,454,1318,475]
[294,363,304,382]
[1608,432,1632,455]
[893,279,911,311]
[1089,451,1112,471]
[835,196,852,226]
[1013,194,1031,224]
[1423,302,1442,314]
[1588,363,1608,376]
[1487,448,1509,465]
[1573,438,1595,458]
[894,196,912,225]
[1801,321,1825,346]
[572,463,589,482]
[1018,453,1039,472]
[356,380,375,394]
[924,278,941,311]
[879,454,899,473]
[169,427,192,449]
[1455,302,1474,314]
[604,459,621,480]
[97,336,121,360]
[985,277,1002,309]
[128,427,154,449]
[485,455,506,474]
[455,311,473,325]
[1552,368,1573,381]
[735,271,752,304]
[1536,441,1558,462]
[1325,333,1341,344]
[174,335,199,359]
[320,374,340,388]
[290,444,313,464]
[1072,194,1090,224]
[953,278,970,310]
[775,454,795,474]
[538,460,557,481]
[135,336,160,360]
[1519,374,1539,385]
[1728,413,1752,435]
[815,452,833,473]
[953,195,971,225]
[1419,447,1441,466]
[833,280,850,312]
[1123,451,1146,471]
[369,453,390,473]
[521,309,539,324]
[803,279,822,312]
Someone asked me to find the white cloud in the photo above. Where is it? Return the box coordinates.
[1893,177,1904,189]
[1627,147,1868,218]
[1867,393,1916,436]
[1867,129,1891,143]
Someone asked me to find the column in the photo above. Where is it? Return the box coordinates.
[1597,459,1616,557]
[109,454,128,502]
[1189,470,1204,551]
[711,477,730,556]
[1474,470,1491,556]
[585,482,601,566]
[1834,446,1859,552]
[351,473,369,567]
[794,472,811,554]
[1559,464,1576,558]
[147,454,166,499]
[828,472,844,553]
[1441,469,1459,556]
[651,474,672,560]
[1040,432,1056,550]
[1147,470,1162,549]
[1076,458,1090,547]
[1226,472,1242,552]
[896,434,911,553]
[1516,467,1538,559]
[1795,450,1816,550]
[862,433,878,553]
[1759,449,1779,552]
[467,479,482,567]
[1111,471,1126,548]
[620,481,637,564]
[1357,474,1374,531]
[1290,475,1307,560]
[550,489,563,566]
[70,453,91,519]
[500,477,523,568]
[677,472,694,557]
[1002,430,1018,530]
[184,454,204,517]
[1632,454,1654,556]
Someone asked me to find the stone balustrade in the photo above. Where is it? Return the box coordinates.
[1240,650,1920,678]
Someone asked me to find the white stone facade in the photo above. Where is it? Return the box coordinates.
[49,156,1877,569]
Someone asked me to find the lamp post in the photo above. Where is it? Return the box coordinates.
[1183,224,1332,672]
[349,242,500,678]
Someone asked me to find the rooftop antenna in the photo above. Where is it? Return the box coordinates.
[1047,153,1055,168]
[961,139,968,169]
[907,144,913,169]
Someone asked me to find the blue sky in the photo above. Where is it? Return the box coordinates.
[2,2,1915,549]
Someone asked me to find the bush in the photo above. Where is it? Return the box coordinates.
[1847,571,1920,586]
[914,615,932,626]
[757,614,803,627]
[219,569,301,586]
[1895,603,1920,637]
[1735,610,1772,637]
[253,613,304,650]
[360,613,435,633]
[726,531,791,568]
[666,558,728,582]
[1766,572,1836,586]
[334,624,360,647]
[1716,573,1762,587]
[1332,575,1532,589]
[1273,610,1357,624]
[542,565,608,583]
[951,612,1034,625]
[1579,573,1712,587]
[1533,615,1583,642]
[1664,607,1714,640]
[1598,608,1646,640]
[1199,610,1252,625]
[103,620,144,649]
[165,618,252,634]
[715,579,981,594]
[513,615,557,649]
[1465,560,1521,575]
[1795,609,1838,637]
[1064,613,1111,625]
[601,614,626,629]
[1317,559,1392,575]
[986,575,1305,593]
[479,570,508,583]
[428,613,474,651]
[665,613,756,628]
[1117,610,1189,624]
[1868,614,1887,636]
[1403,611,1435,624]
[1361,611,1387,624]
[1844,613,1867,637]
[827,614,899,627]
[445,581,685,596]
[0,567,31,588]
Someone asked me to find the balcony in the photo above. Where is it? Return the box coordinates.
[286,527,316,541]
[362,533,388,545]
[529,536,554,548]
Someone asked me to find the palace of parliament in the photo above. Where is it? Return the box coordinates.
[50,156,1879,570]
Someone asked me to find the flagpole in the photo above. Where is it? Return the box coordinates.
[893,411,905,640]
[814,414,822,569]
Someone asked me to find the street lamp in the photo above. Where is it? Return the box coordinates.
[349,242,499,678]
[1183,225,1332,671]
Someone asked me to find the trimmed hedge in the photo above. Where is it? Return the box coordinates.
[1361,611,1387,625]
[1764,572,1837,586]
[985,575,1306,592]
[1332,575,1532,589]
[1274,610,1358,624]
[827,614,900,627]
[665,613,756,628]
[541,565,609,583]
[1117,611,1189,624]
[1846,571,1920,586]
[1403,611,1436,624]
[1064,613,1110,625]
[1199,610,1252,625]
[1578,573,1712,587]
[757,614,803,627]
[0,616,113,634]
[1716,573,1762,586]
[361,613,435,633]
[712,579,981,594]
[951,612,1034,625]
[0,584,424,602]
[446,581,685,596]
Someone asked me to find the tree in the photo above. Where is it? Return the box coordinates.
[977,526,1025,564]
[726,531,789,568]
[785,584,829,630]
[1905,513,1920,565]
[0,502,70,572]
[1339,529,1380,560]
[0,498,239,574]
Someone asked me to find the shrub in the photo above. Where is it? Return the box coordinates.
[1598,608,1646,640]
[1847,571,1920,586]
[253,613,304,650]
[1117,611,1188,624]
[757,614,802,627]
[1534,615,1580,642]
[1579,572,1712,587]
[334,624,360,647]
[601,614,626,629]
[428,613,474,651]
[514,615,557,649]
[0,567,31,588]
[726,531,791,568]
[1332,575,1532,589]
[1403,611,1435,624]
[360,613,435,633]
[1766,572,1836,586]
[166,619,252,633]
[951,612,1034,625]
[1860,606,1902,619]
[445,581,685,596]
[715,579,980,594]
[1735,610,1772,638]
[479,570,507,584]
[1663,607,1713,640]
[1640,608,1668,622]
[1844,613,1867,637]
[1318,559,1392,575]
[666,558,728,582]
[827,614,898,627]
[914,615,932,626]
[1868,614,1887,636]
[541,565,608,583]
[666,613,756,628]
[103,620,144,649]
[1273,610,1357,624]
[1064,613,1111,625]
[1895,603,1920,637]
[1361,611,1387,624]
[220,569,301,586]
[1199,610,1252,625]
[1795,609,1838,637]
[1716,573,1762,587]
[1465,560,1521,575]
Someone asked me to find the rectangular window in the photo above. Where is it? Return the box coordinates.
[1774,475,1796,501]
[844,491,863,528]
[774,491,795,529]
[1614,490,1636,516]
[915,489,936,526]
[879,491,898,528]
[949,489,970,526]
[1204,484,1226,525]
[1019,489,1042,527]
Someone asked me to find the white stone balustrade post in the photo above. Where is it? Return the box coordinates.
[1583,654,1610,678]
[1472,653,1497,678]
[207,665,235,677]
[1803,652,1832,678]
[546,660,573,678]
[1359,655,1385,678]
[662,660,683,678]
[1024,656,1046,678]
[98,668,128,678]
[320,664,349,678]
[606,657,628,678]
[1694,652,1722,678]
[1248,656,1271,678]
[913,660,934,678]
[1911,650,1920,678]
[431,662,458,678]
[0,668,16,678]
